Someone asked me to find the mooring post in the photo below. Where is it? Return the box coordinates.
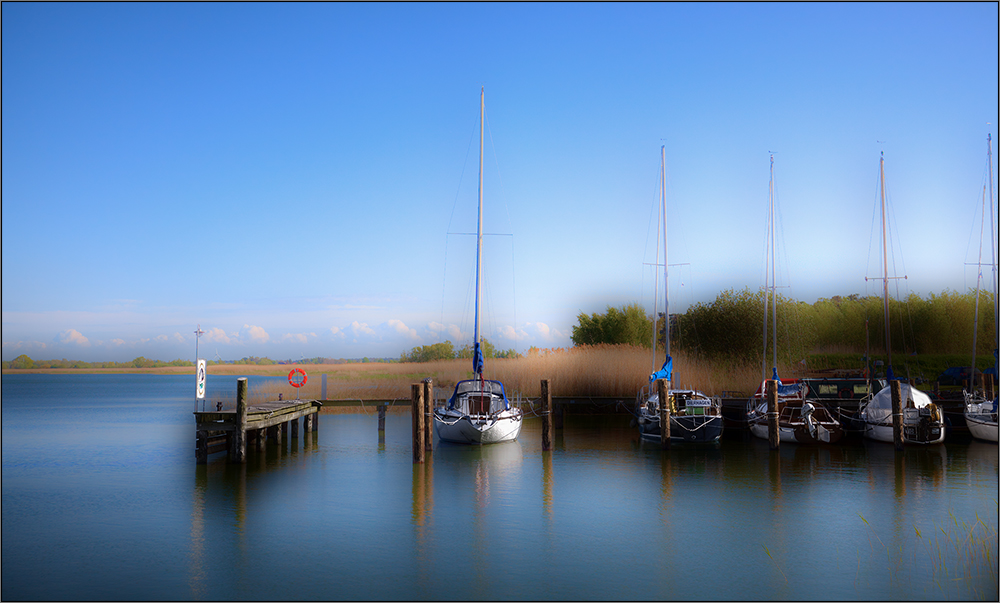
[291,416,299,439]
[196,431,208,464]
[657,379,671,447]
[412,384,425,464]
[229,377,248,463]
[766,379,779,450]
[423,379,434,452]
[254,428,264,452]
[541,379,553,451]
[891,380,904,450]
[378,405,386,439]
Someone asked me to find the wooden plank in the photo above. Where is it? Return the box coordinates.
[247,407,318,431]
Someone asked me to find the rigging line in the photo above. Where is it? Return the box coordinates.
[484,106,516,243]
[445,114,480,236]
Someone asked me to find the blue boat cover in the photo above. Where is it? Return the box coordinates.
[771,368,801,396]
[649,356,672,383]
[472,341,484,376]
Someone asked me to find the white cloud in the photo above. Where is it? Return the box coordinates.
[57,329,91,347]
[282,332,316,344]
[172,332,186,343]
[155,334,169,342]
[351,321,376,337]
[1,340,48,353]
[387,319,420,340]
[330,326,345,339]
[203,327,233,345]
[111,338,126,346]
[241,324,270,343]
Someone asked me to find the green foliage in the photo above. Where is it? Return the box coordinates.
[674,287,998,366]
[401,341,456,363]
[8,354,35,369]
[457,337,521,360]
[571,302,652,347]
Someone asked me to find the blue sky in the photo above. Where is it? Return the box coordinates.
[3,2,998,362]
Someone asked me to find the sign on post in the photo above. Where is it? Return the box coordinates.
[196,359,207,400]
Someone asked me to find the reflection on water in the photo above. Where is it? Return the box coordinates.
[1,375,996,601]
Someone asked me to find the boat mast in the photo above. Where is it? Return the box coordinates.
[770,154,777,375]
[989,134,998,388]
[972,183,985,387]
[879,152,892,376]
[662,145,670,361]
[762,154,776,381]
[473,87,484,377]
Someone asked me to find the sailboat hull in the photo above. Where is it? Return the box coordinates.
[964,410,999,443]
[433,409,523,444]
[860,384,946,445]
[638,414,723,443]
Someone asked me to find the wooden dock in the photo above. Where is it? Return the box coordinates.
[194,377,322,464]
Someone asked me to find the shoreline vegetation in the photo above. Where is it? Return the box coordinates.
[3,287,995,399]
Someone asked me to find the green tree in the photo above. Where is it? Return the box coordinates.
[571,302,653,347]
[10,354,34,369]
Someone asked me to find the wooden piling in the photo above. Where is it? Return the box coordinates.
[423,379,434,452]
[378,404,386,436]
[304,412,314,433]
[196,431,209,464]
[412,384,425,464]
[657,379,670,447]
[891,380,903,450]
[766,379,779,450]
[541,379,553,451]
[229,377,248,463]
[291,417,299,439]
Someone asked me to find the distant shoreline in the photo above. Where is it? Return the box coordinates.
[2,364,353,377]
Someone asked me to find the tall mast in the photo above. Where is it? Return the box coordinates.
[972,183,985,383]
[989,134,998,384]
[662,145,670,359]
[770,154,777,375]
[879,152,892,374]
[473,87,484,376]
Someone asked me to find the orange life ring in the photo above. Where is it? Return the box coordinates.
[288,368,308,388]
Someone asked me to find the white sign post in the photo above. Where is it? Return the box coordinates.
[196,359,207,410]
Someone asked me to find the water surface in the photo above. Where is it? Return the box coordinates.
[2,374,996,600]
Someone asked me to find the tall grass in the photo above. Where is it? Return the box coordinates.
[206,344,778,408]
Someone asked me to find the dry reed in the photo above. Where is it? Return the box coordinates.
[205,345,779,408]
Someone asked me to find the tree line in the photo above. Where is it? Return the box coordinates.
[572,287,998,367]
[399,338,520,363]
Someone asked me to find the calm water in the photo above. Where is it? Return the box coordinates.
[2,373,997,601]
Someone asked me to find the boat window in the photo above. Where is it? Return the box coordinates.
[816,384,838,395]
[853,384,871,395]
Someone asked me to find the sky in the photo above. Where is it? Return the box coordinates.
[2,2,998,363]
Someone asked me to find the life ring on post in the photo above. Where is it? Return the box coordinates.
[288,368,308,388]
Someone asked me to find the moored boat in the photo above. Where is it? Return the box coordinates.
[746,154,843,445]
[433,88,522,445]
[634,146,723,444]
[858,152,945,445]
[961,133,998,444]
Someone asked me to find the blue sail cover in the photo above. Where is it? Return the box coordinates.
[771,368,801,396]
[472,342,484,375]
[650,356,672,383]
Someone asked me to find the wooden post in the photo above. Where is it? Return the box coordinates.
[412,384,425,464]
[766,379,779,450]
[423,379,434,452]
[657,379,671,447]
[196,430,209,464]
[541,379,553,451]
[304,409,314,433]
[280,420,289,448]
[268,424,281,446]
[291,417,299,439]
[891,380,904,450]
[229,377,248,463]
[254,428,265,452]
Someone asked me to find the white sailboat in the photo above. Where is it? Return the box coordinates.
[636,146,723,444]
[963,134,998,443]
[746,154,844,444]
[859,152,945,444]
[433,88,523,445]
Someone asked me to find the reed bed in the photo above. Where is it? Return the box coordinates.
[205,345,781,409]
